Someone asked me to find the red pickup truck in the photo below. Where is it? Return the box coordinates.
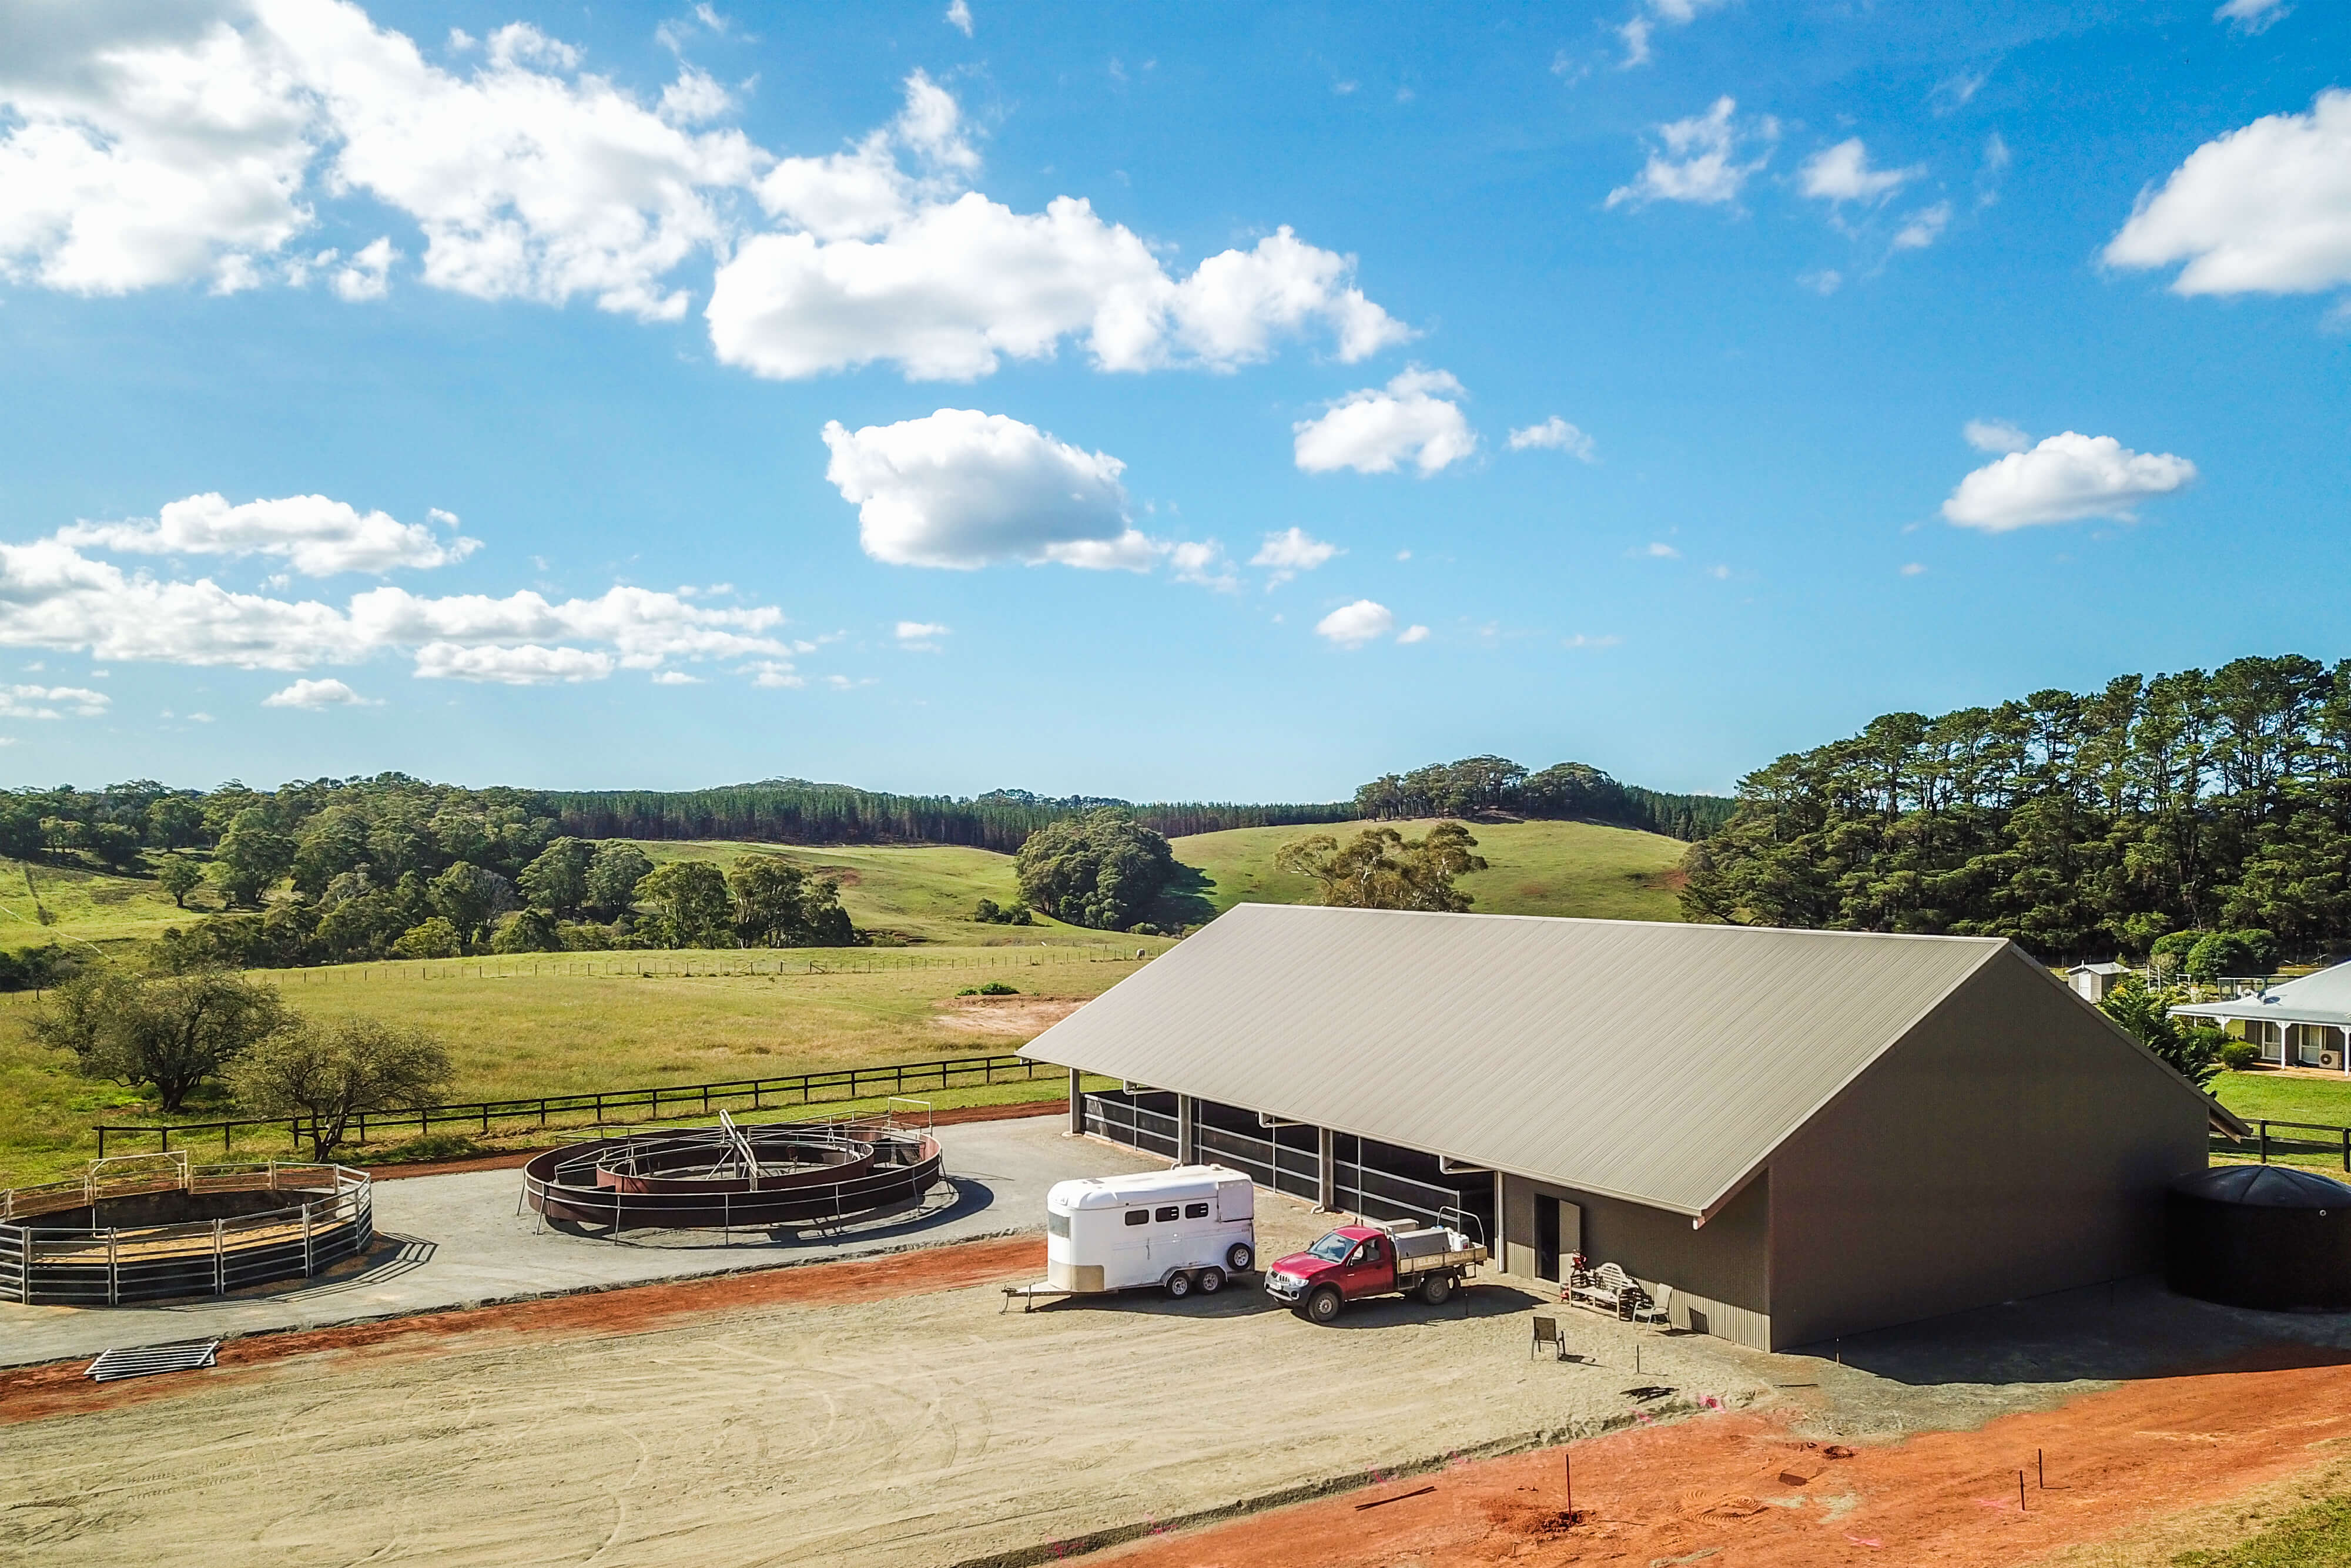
[1264,1217,1489,1324]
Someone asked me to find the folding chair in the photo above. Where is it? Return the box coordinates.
[1531,1315,1569,1361]
[1630,1284,1673,1329]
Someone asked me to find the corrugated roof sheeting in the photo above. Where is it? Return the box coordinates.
[1022,904,2007,1216]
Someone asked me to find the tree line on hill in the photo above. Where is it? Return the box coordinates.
[545,780,1358,851]
[1347,756,1733,841]
[1678,654,2351,963]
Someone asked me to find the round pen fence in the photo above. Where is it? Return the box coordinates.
[0,1153,371,1306]
[522,1115,944,1232]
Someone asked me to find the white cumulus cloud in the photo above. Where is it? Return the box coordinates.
[1614,0,1727,68]
[331,236,397,300]
[59,492,478,575]
[1165,540,1238,591]
[1293,367,1478,476]
[1507,417,1597,461]
[894,619,951,648]
[946,0,974,36]
[1891,201,1951,251]
[1395,624,1430,645]
[2106,91,2351,297]
[0,508,793,684]
[1315,599,1396,648]
[1942,432,2198,531]
[822,408,1149,569]
[1251,527,1340,586]
[1607,98,1774,209]
[711,205,1405,381]
[0,683,110,719]
[262,676,376,707]
[2215,0,2289,34]
[1964,418,2032,454]
[413,641,616,684]
[0,0,763,319]
[1,8,1402,373]
[707,75,1404,380]
[1800,139,1921,203]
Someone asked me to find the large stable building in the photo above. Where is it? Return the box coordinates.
[1020,904,2229,1351]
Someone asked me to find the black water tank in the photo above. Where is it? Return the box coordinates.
[2167,1165,2351,1311]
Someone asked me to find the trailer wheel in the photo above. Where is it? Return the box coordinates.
[1225,1242,1254,1274]
[1418,1271,1456,1306]
[1305,1285,1343,1325]
[1197,1266,1225,1294]
[1164,1270,1193,1299]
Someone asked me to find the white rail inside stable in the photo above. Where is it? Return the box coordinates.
[1080,1094,1466,1228]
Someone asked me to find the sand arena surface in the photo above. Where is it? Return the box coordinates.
[8,1223,2351,1567]
[0,1229,1780,1568]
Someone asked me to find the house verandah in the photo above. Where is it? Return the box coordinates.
[2173,964,2351,1074]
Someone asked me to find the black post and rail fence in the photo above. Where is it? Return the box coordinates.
[2222,1117,2351,1172]
[94,1053,1061,1160]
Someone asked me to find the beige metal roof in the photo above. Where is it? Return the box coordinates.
[1022,904,2015,1217]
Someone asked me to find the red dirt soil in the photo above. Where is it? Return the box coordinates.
[366,1096,1067,1178]
[1097,1346,2351,1568]
[0,1232,1045,1426]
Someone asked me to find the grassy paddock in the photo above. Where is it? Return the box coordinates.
[0,944,1153,1185]
[2209,1070,2351,1171]
[0,857,189,959]
[1159,817,1689,925]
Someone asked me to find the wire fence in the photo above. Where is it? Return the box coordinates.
[95,1052,1066,1158]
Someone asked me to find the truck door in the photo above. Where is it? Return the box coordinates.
[1345,1235,1391,1298]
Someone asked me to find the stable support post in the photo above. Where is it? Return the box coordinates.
[1069,1067,1084,1135]
[302,1202,314,1277]
[213,1219,225,1296]
[1176,1094,1197,1166]
[107,1229,119,1306]
[1317,1127,1337,1212]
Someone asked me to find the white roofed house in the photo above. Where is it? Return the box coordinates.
[2172,965,2351,1075]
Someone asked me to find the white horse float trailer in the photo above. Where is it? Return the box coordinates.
[1003,1164,1257,1310]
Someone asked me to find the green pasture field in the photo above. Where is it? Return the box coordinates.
[0,944,1149,1185]
[0,858,192,959]
[636,839,1079,944]
[1154,816,1689,926]
[2209,1069,2351,1172]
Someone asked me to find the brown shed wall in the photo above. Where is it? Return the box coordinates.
[1766,950,2209,1349]
[1501,1172,1773,1349]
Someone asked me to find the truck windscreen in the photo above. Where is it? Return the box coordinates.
[1306,1234,1354,1262]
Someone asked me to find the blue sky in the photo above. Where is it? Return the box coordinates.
[0,0,2343,800]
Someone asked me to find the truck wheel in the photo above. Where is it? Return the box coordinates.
[1418,1271,1456,1306]
[1305,1285,1343,1325]
[1225,1242,1254,1274]
[1197,1267,1225,1294]
[1165,1270,1193,1299]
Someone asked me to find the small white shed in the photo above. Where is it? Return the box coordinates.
[2068,961,2131,1003]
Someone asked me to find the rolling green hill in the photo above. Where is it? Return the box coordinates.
[0,860,191,959]
[1151,817,1689,926]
